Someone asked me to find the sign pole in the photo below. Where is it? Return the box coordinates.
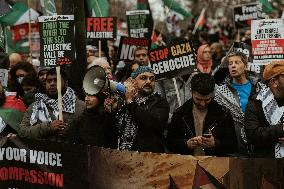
[98,40,101,58]
[172,78,181,107]
[56,66,64,121]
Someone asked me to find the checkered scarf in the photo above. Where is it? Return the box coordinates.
[256,83,284,158]
[30,87,76,126]
[117,93,155,150]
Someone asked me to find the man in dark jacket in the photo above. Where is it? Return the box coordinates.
[105,66,170,152]
[69,93,117,148]
[245,61,284,158]
[167,73,237,156]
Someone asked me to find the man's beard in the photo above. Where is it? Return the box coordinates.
[139,86,154,96]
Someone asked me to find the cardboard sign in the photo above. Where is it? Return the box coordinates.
[39,15,75,67]
[233,3,266,29]
[86,17,117,39]
[252,19,284,65]
[149,40,197,80]
[118,36,149,61]
[126,10,153,39]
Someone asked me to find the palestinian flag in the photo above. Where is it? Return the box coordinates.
[86,0,109,17]
[258,0,273,14]
[162,0,191,18]
[40,0,57,16]
[192,8,206,35]
[0,2,39,26]
[192,163,226,189]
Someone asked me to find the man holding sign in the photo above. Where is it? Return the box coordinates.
[18,68,85,143]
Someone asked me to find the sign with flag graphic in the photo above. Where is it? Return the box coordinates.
[39,15,75,67]
[127,10,152,39]
[251,19,284,65]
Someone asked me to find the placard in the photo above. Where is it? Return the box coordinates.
[39,15,75,67]
[86,17,117,39]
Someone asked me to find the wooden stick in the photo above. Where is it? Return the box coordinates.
[27,0,32,64]
[172,78,181,107]
[98,40,101,58]
[56,66,63,121]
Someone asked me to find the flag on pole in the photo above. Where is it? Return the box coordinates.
[40,0,57,16]
[192,8,206,35]
[86,0,109,17]
[162,0,191,18]
[192,163,226,189]
[258,0,273,14]
[0,2,39,26]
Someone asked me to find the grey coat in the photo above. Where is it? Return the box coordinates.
[18,98,85,143]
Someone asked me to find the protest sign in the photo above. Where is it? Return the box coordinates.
[251,19,284,65]
[233,2,266,29]
[39,15,75,67]
[118,36,149,61]
[86,17,117,39]
[0,137,88,189]
[149,40,197,80]
[126,10,153,39]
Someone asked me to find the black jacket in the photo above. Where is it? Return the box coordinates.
[69,109,117,148]
[244,94,284,158]
[166,99,237,156]
[120,93,170,153]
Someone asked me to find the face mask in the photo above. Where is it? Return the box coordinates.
[17,77,24,84]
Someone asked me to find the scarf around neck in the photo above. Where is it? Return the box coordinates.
[30,87,76,126]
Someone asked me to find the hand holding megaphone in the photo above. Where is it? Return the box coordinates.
[104,95,118,113]
[124,78,138,104]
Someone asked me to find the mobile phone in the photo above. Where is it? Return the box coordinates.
[202,133,212,138]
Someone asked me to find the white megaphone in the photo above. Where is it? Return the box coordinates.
[83,65,125,96]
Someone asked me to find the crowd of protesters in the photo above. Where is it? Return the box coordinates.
[1,16,284,159]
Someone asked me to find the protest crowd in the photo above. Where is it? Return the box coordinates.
[0,0,283,165]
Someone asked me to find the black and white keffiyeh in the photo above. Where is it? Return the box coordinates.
[256,83,284,158]
[117,93,154,150]
[30,87,76,126]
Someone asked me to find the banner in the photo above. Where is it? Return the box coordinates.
[251,19,284,65]
[118,36,149,61]
[149,39,197,80]
[126,10,152,39]
[233,3,266,29]
[1,137,284,188]
[39,15,75,67]
[0,137,88,189]
[86,17,117,39]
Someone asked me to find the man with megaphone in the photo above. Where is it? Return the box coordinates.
[105,66,170,153]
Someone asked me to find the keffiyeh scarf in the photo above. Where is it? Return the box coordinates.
[30,87,76,126]
[117,93,154,150]
[256,83,284,158]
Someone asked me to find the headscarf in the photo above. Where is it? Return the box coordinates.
[197,44,213,74]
